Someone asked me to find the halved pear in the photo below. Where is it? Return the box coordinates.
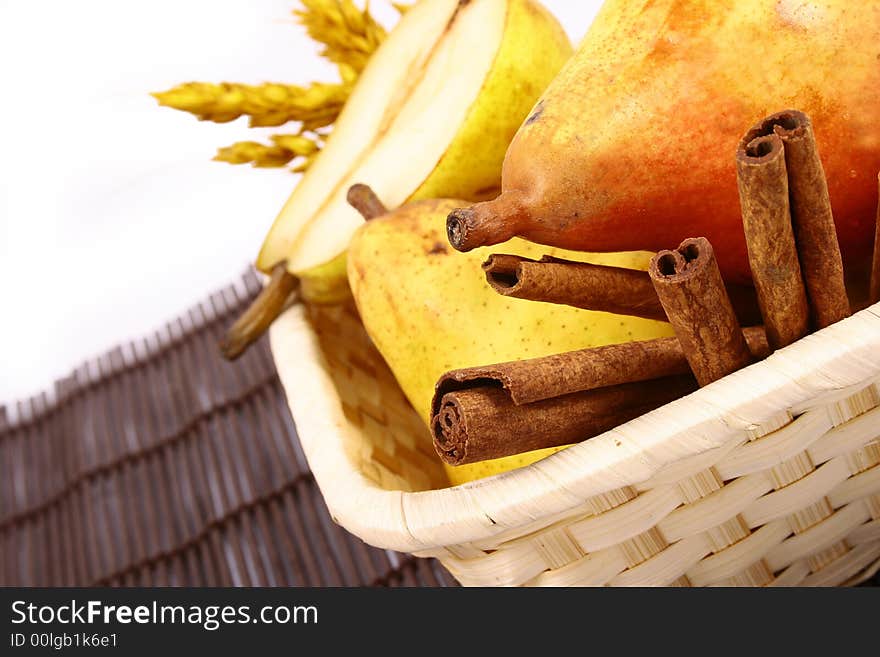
[222,0,572,359]
[256,0,571,279]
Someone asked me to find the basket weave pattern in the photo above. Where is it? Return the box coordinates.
[272,300,880,587]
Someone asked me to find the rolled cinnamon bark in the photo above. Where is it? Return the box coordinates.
[735,131,810,350]
[649,238,753,387]
[483,255,666,321]
[482,254,763,327]
[748,110,850,328]
[871,172,880,305]
[432,326,769,408]
[432,375,698,466]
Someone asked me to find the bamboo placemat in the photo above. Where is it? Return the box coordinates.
[0,269,457,588]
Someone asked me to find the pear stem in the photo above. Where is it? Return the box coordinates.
[347,184,387,220]
[446,191,525,252]
[221,263,299,360]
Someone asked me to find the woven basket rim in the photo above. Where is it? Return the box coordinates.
[270,302,880,554]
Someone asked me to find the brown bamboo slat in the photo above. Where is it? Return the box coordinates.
[0,269,457,588]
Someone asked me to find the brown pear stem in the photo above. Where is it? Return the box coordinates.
[447,190,524,252]
[347,184,388,220]
[220,263,299,360]
[871,172,880,305]
[483,253,764,326]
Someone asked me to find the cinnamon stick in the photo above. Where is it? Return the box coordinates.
[429,325,768,466]
[649,237,753,387]
[432,375,698,466]
[482,254,763,326]
[871,172,880,305]
[483,255,666,321]
[748,109,850,328]
[735,130,810,350]
[433,326,769,408]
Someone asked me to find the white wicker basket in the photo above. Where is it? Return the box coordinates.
[269,299,880,586]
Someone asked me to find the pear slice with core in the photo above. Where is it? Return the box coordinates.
[222,0,573,359]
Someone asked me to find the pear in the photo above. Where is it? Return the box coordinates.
[347,196,675,485]
[446,0,880,283]
[223,0,573,359]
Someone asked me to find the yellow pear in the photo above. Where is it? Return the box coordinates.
[224,0,573,358]
[347,197,676,486]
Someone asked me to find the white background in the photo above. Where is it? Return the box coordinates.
[0,0,603,404]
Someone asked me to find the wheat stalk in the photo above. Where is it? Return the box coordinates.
[294,0,387,74]
[214,133,322,171]
[153,1,405,171]
[152,77,351,130]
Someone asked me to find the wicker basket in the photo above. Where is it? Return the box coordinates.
[269,299,880,586]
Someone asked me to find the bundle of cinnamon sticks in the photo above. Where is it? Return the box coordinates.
[432,109,879,468]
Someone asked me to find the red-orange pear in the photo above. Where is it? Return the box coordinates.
[447,0,880,283]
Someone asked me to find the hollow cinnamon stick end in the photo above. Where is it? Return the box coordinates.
[431,371,471,424]
[648,248,686,281]
[431,397,469,466]
[677,236,714,265]
[649,237,752,386]
[736,132,785,168]
[432,384,566,467]
[481,254,529,294]
[751,108,810,142]
[430,367,511,421]
[734,133,790,222]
